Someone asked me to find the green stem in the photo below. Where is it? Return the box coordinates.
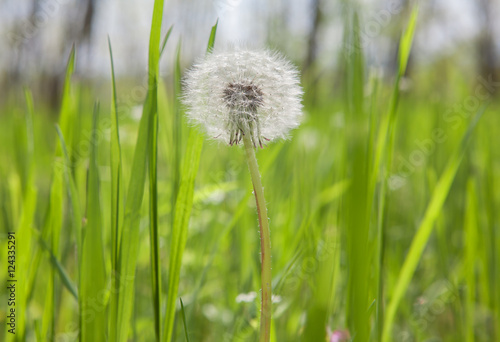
[242,132,272,342]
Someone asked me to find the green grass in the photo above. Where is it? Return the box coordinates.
[1,3,499,342]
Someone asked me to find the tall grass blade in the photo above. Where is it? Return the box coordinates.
[115,0,164,339]
[80,104,107,341]
[160,25,174,58]
[381,105,488,342]
[171,40,182,214]
[464,178,478,342]
[163,129,204,342]
[55,124,84,342]
[37,46,76,340]
[343,9,370,341]
[207,19,218,53]
[41,161,63,341]
[55,125,83,259]
[180,298,190,342]
[373,7,419,339]
[163,20,217,342]
[38,236,78,300]
[58,45,76,156]
[14,89,38,341]
[149,50,162,342]
[107,37,124,342]
[150,21,174,342]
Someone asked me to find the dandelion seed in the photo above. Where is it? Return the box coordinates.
[182,47,303,147]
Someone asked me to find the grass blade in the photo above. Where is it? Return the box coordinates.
[38,236,78,300]
[107,37,124,342]
[180,298,190,342]
[115,0,164,339]
[37,47,76,340]
[398,6,419,77]
[381,105,487,342]
[15,89,38,341]
[464,177,478,342]
[149,56,161,342]
[171,39,182,214]
[163,20,217,342]
[372,7,419,339]
[160,25,174,58]
[163,129,204,342]
[149,20,174,341]
[58,45,76,157]
[80,103,107,341]
[342,9,371,341]
[55,125,83,259]
[207,19,218,53]
[41,162,63,340]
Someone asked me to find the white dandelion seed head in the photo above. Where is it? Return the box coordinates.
[182,47,303,147]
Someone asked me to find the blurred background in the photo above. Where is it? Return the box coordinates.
[1,0,499,107]
[1,0,500,341]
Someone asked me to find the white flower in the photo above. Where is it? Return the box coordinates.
[182,48,303,147]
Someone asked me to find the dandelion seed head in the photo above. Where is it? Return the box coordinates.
[182,48,303,147]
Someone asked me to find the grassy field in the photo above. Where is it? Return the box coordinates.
[1,2,499,341]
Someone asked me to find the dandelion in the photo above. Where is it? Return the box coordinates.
[182,48,303,147]
[182,47,303,342]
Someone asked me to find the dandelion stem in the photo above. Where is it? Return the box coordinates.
[242,131,272,342]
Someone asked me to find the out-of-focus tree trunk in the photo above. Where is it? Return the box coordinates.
[388,0,412,77]
[302,0,323,105]
[303,0,322,75]
[42,0,95,109]
[476,0,498,82]
[81,0,95,44]
[2,0,97,109]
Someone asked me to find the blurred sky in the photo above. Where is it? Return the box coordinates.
[0,0,499,80]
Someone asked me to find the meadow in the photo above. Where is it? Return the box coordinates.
[0,2,499,341]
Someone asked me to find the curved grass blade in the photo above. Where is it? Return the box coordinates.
[38,235,78,300]
[381,105,488,342]
[160,25,174,58]
[207,19,218,53]
[180,298,190,342]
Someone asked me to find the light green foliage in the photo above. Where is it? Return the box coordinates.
[1,3,499,342]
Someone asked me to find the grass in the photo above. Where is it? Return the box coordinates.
[1,2,499,342]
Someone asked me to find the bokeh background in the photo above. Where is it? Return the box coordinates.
[1,0,500,341]
[1,0,499,105]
